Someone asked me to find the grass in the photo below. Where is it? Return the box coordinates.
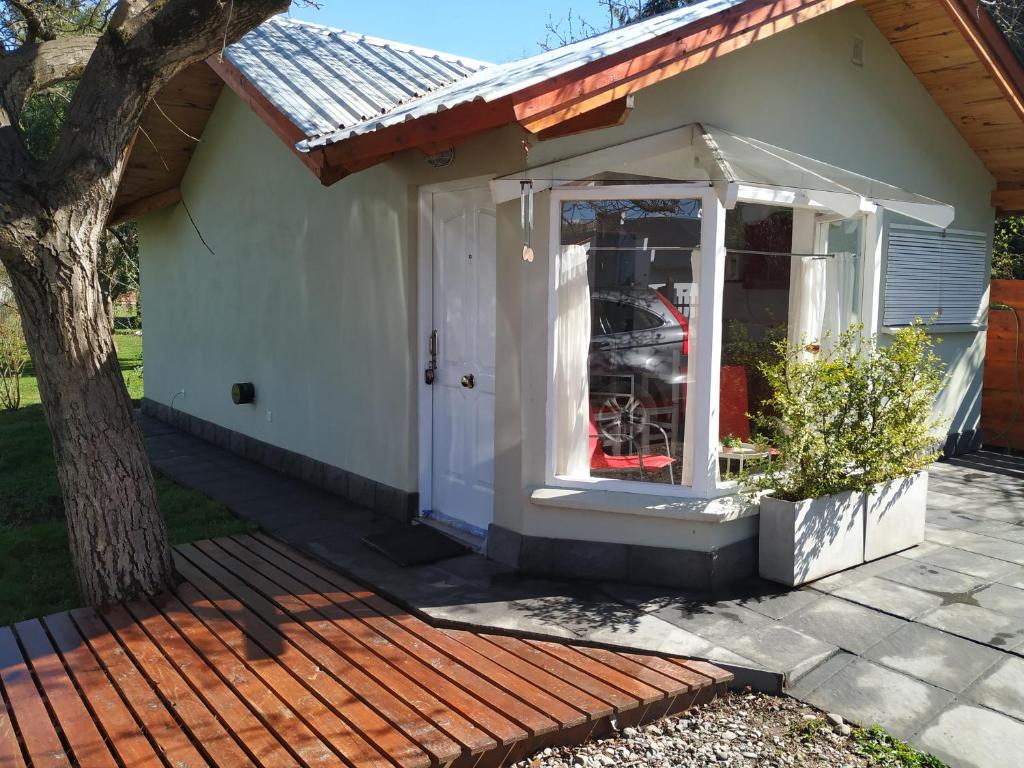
[851,726,949,768]
[0,330,254,626]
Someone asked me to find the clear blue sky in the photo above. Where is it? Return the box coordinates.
[290,1,610,63]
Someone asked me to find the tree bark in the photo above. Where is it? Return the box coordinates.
[5,222,173,605]
[0,0,290,607]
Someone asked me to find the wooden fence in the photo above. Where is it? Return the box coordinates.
[983,279,1024,450]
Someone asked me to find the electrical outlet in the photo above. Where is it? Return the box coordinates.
[266,410,273,423]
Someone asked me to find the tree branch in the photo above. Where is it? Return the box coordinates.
[8,1,56,42]
[0,34,99,124]
[42,0,289,210]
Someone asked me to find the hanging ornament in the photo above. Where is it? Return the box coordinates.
[520,179,535,262]
[519,140,534,263]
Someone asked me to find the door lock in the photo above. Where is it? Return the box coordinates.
[425,330,438,385]
[461,373,475,389]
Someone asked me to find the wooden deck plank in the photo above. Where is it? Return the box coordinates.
[486,635,642,712]
[42,612,163,768]
[1,536,730,768]
[0,626,65,768]
[449,632,610,722]
[125,595,320,768]
[525,640,667,705]
[69,608,210,768]
[671,659,734,686]
[227,535,527,747]
[192,538,470,764]
[572,646,689,695]
[617,651,712,690]
[15,619,119,768]
[0,680,25,768]
[247,534,562,738]
[174,544,435,768]
[214,536,502,755]
[101,603,258,768]
[168,577,395,768]
[152,591,342,768]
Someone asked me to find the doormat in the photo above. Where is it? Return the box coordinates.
[361,524,471,567]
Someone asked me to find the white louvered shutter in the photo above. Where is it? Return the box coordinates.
[883,225,988,326]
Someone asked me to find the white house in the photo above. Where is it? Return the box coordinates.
[122,0,1024,589]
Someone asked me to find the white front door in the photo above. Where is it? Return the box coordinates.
[429,187,496,533]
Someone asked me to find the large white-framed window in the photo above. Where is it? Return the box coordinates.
[546,184,727,499]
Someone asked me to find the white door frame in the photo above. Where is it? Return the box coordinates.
[416,175,496,518]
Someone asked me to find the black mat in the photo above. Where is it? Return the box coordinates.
[361,524,471,567]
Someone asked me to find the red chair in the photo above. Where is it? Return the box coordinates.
[589,415,676,483]
[720,365,751,441]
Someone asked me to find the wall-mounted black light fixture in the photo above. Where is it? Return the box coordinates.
[231,382,256,405]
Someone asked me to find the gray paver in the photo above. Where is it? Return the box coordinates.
[733,586,824,620]
[912,545,1022,580]
[800,659,954,741]
[971,582,1024,618]
[917,704,1024,768]
[863,622,1003,692]
[998,566,1024,589]
[965,655,1024,722]
[832,576,943,620]
[879,560,985,594]
[919,602,1024,650]
[782,595,905,655]
[652,599,774,643]
[712,624,836,683]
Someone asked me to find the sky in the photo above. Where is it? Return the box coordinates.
[290,1,611,63]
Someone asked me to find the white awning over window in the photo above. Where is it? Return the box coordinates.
[491,123,955,229]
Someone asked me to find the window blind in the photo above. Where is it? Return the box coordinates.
[883,224,988,326]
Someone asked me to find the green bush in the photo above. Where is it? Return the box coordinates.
[745,322,946,502]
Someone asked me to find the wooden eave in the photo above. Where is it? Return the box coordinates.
[111,0,1024,222]
[859,0,1024,214]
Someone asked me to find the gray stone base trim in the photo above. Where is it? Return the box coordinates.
[486,523,755,591]
[944,428,981,457]
[141,397,416,523]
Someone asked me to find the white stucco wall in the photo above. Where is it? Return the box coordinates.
[141,3,994,549]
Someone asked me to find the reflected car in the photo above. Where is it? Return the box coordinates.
[589,287,689,414]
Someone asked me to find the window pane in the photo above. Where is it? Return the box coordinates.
[719,204,793,477]
[560,198,701,487]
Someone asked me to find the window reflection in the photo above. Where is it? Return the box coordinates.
[560,199,701,486]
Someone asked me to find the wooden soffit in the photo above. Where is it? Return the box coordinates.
[110,63,224,224]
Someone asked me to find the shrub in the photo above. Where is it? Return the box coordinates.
[745,322,946,502]
[0,289,28,412]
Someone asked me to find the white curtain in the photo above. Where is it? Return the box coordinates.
[789,254,857,352]
[554,244,592,476]
[822,252,858,346]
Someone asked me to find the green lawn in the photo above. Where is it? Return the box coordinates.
[0,331,254,626]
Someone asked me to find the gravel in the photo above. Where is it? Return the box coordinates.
[513,691,870,768]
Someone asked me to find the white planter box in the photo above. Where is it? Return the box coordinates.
[864,471,928,561]
[759,491,865,587]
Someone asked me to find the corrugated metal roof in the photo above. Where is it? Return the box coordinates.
[225,16,491,140]
[300,0,749,150]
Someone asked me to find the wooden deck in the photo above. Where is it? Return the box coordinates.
[0,533,731,767]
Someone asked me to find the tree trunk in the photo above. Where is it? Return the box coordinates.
[5,226,174,606]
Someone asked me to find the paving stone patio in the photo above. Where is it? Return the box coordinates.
[142,413,1024,768]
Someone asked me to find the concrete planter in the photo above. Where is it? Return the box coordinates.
[759,491,865,587]
[864,471,928,561]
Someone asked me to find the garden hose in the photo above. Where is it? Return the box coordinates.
[988,303,1021,452]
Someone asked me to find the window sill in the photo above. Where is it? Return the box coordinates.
[530,486,759,523]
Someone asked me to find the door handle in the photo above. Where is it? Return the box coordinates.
[461,373,475,389]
